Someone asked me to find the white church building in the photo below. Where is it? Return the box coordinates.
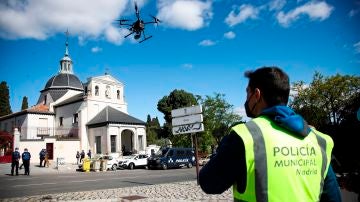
[0,39,147,163]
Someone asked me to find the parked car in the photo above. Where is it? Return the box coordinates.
[118,154,149,169]
[147,147,195,170]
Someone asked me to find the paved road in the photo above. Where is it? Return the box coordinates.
[0,162,358,201]
[0,165,196,198]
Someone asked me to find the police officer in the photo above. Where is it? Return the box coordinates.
[11,147,21,176]
[199,67,341,201]
[22,148,31,175]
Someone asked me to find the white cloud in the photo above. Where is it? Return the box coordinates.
[349,9,359,18]
[199,39,216,46]
[354,41,360,54]
[234,106,250,122]
[224,31,235,39]
[157,0,213,31]
[182,63,193,69]
[225,4,259,27]
[276,1,333,27]
[0,0,128,44]
[269,0,286,11]
[91,46,102,53]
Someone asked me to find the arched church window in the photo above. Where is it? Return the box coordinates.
[105,86,111,98]
[117,90,120,99]
[95,86,99,96]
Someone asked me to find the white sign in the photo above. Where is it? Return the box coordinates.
[172,114,203,126]
[172,123,204,135]
[171,105,202,118]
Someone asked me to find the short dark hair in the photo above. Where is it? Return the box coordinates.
[245,66,290,107]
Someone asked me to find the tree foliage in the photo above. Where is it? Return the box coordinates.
[146,114,161,145]
[0,81,12,117]
[157,89,198,147]
[290,72,360,128]
[200,93,242,148]
[21,96,28,110]
[290,72,360,171]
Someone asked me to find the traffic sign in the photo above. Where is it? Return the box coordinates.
[171,105,202,118]
[172,114,203,126]
[172,123,204,135]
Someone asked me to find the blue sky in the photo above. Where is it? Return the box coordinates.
[0,0,359,124]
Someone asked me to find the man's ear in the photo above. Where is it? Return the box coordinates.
[254,88,261,101]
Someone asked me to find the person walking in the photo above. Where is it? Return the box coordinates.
[21,148,31,175]
[44,153,50,168]
[87,149,92,159]
[11,147,21,176]
[199,67,341,201]
[80,150,85,163]
[76,151,80,165]
[39,149,46,167]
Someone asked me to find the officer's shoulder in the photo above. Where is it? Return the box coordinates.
[230,121,247,128]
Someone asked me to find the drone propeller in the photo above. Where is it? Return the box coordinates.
[150,15,161,24]
[135,2,140,19]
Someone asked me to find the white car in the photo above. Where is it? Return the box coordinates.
[119,154,149,169]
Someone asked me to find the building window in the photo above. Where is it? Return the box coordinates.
[95,86,99,96]
[95,136,101,154]
[84,86,88,95]
[59,117,63,126]
[73,114,78,124]
[138,135,144,151]
[117,90,120,99]
[44,94,47,105]
[111,135,116,153]
[105,85,111,98]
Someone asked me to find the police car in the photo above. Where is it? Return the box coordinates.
[147,147,195,170]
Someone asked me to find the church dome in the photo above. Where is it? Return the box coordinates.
[44,73,83,90]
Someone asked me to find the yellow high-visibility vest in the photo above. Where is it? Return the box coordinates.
[232,116,333,202]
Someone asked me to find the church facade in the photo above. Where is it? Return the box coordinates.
[0,40,146,162]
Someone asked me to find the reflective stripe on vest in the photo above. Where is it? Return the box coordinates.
[232,117,333,202]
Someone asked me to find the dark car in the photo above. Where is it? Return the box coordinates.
[147,147,195,170]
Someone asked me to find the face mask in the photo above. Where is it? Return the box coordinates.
[244,93,257,118]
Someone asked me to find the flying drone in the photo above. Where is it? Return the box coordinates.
[116,2,161,43]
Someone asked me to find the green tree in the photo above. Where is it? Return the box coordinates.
[146,114,161,145]
[290,72,360,171]
[157,89,198,147]
[201,93,242,149]
[0,81,12,117]
[290,72,360,128]
[21,96,28,110]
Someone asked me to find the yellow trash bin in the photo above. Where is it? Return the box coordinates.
[83,158,91,172]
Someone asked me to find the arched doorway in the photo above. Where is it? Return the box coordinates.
[121,129,133,155]
[0,131,13,163]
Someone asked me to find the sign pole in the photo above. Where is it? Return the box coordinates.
[193,133,200,185]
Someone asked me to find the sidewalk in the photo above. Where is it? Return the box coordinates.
[1,180,233,202]
[0,162,79,175]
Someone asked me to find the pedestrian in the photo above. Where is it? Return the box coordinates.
[76,151,80,165]
[87,149,92,159]
[39,149,46,167]
[11,147,21,176]
[80,150,85,163]
[22,148,31,175]
[44,153,50,168]
[199,67,341,201]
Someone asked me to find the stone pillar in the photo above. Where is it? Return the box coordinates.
[13,128,20,149]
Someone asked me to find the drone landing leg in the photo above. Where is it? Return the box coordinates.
[139,35,152,43]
